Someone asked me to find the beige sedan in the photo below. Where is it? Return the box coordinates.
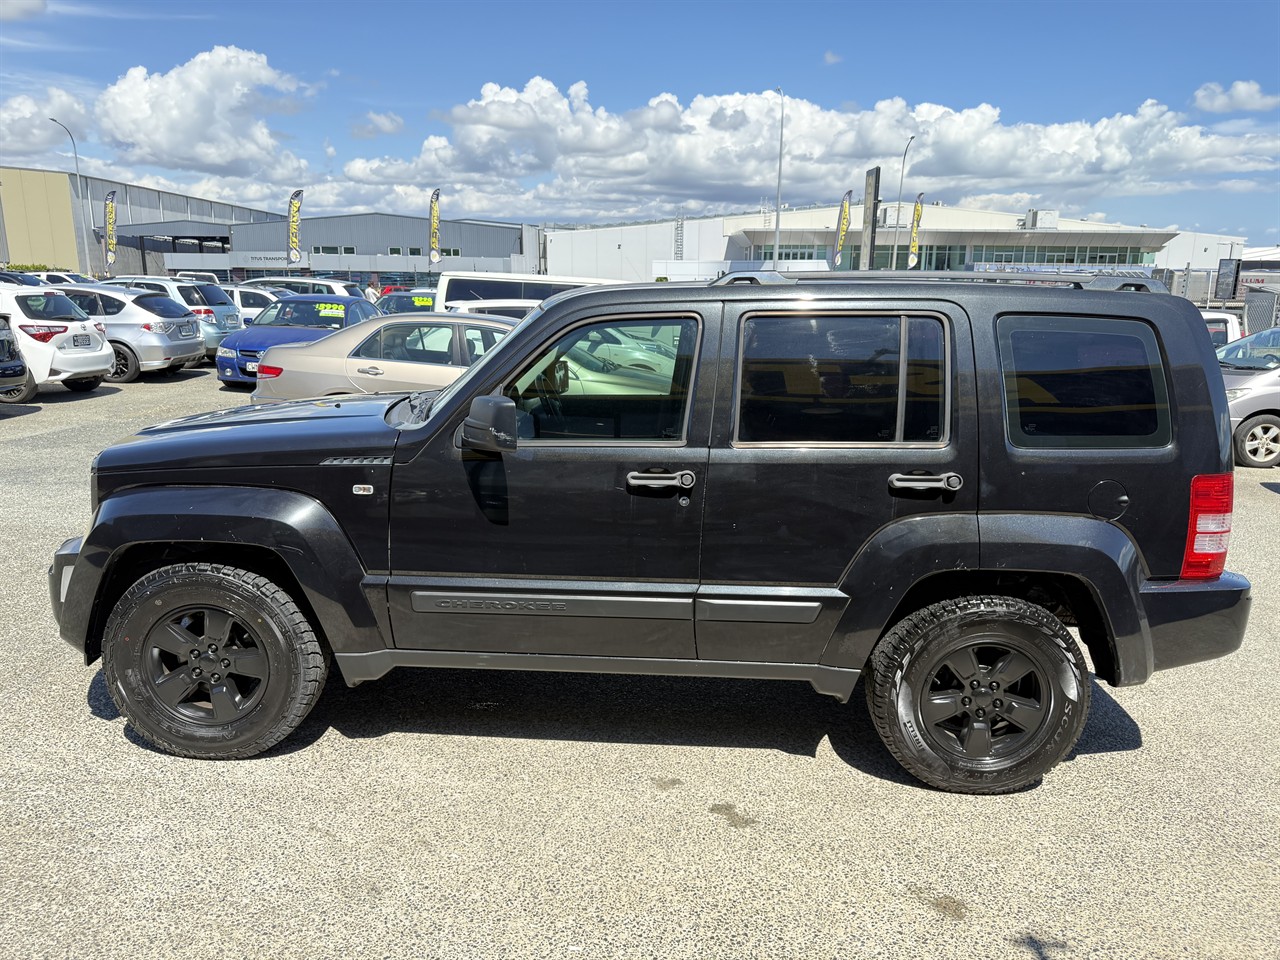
[250,312,513,402]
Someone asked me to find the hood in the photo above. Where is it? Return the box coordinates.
[96,393,404,472]
[1220,366,1280,390]
[222,324,338,353]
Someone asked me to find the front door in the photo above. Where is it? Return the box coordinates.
[387,308,714,659]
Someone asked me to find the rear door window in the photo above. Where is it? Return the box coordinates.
[193,284,232,306]
[136,295,194,319]
[176,286,203,306]
[997,316,1171,448]
[736,313,947,445]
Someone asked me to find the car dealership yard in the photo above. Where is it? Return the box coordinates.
[1,371,1276,959]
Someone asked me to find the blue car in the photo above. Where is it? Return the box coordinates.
[216,295,382,385]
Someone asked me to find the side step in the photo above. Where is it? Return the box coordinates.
[335,649,861,702]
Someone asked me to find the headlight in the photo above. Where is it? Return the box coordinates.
[1225,388,1251,402]
[216,346,236,358]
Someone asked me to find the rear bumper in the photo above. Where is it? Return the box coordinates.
[1142,571,1251,673]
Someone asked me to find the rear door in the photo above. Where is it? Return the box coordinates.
[697,297,979,664]
[345,319,469,392]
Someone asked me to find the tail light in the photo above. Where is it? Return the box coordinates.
[192,306,214,318]
[93,322,106,334]
[1180,474,1233,579]
[19,324,68,343]
[256,364,283,379]
[141,321,174,333]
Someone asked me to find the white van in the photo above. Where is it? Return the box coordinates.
[1201,310,1244,347]
[434,271,620,312]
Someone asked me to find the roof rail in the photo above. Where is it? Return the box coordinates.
[708,270,1168,294]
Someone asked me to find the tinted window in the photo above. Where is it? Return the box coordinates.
[462,325,506,363]
[100,295,127,315]
[15,294,89,321]
[381,293,434,314]
[176,286,203,305]
[65,293,100,314]
[136,295,194,319]
[505,318,697,441]
[193,284,232,305]
[342,284,363,298]
[998,316,1171,448]
[241,291,270,308]
[737,314,947,444]
[355,322,454,363]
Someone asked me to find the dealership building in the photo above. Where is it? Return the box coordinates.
[0,165,1256,291]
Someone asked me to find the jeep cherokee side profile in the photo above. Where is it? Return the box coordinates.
[49,273,1251,793]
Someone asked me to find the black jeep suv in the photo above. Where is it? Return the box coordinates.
[49,272,1251,793]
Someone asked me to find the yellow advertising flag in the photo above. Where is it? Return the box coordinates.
[833,190,852,267]
[287,190,303,265]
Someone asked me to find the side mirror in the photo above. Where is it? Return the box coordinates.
[461,395,518,452]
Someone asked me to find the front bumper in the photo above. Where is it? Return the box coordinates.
[1143,571,1251,673]
[49,537,84,657]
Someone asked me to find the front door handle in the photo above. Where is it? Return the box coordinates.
[356,366,384,376]
[888,472,964,491]
[627,470,697,490]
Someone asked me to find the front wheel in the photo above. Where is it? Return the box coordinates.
[1234,414,1280,468]
[866,596,1090,794]
[63,376,104,392]
[102,563,328,758]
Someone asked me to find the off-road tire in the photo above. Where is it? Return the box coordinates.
[866,595,1090,794]
[102,563,328,759]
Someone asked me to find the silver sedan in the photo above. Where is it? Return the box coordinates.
[58,285,205,382]
[250,312,514,402]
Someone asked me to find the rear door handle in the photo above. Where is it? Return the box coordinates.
[627,470,697,489]
[356,366,384,376]
[888,472,964,491]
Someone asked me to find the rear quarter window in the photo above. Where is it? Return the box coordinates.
[997,315,1171,449]
[136,295,194,319]
[194,284,232,305]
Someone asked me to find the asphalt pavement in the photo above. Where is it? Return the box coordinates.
[1,370,1276,960]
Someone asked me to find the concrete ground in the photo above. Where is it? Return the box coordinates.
[1,370,1276,960]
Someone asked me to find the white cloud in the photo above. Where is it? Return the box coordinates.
[823,51,842,65]
[94,45,308,180]
[1194,80,1280,113]
[353,110,404,138]
[335,80,1279,223]
[0,0,45,20]
[0,87,88,156]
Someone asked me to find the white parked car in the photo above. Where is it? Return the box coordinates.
[31,271,97,285]
[223,284,287,324]
[0,287,113,403]
[242,276,364,298]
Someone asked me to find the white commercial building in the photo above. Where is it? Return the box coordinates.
[545,202,1247,283]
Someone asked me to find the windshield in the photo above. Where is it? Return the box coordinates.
[405,307,541,424]
[16,293,90,321]
[381,293,436,314]
[1217,328,1280,369]
[251,300,349,328]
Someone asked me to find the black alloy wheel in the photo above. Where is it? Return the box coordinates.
[103,563,328,758]
[107,343,140,383]
[867,595,1090,794]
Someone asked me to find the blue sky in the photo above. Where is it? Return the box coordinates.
[2,0,1278,245]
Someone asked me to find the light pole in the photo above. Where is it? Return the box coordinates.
[49,118,92,275]
[772,88,784,271]
[890,135,915,270]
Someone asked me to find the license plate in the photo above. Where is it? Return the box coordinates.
[178,323,194,337]
[245,362,258,373]
[72,333,91,347]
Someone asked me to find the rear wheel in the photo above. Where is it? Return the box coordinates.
[866,596,1090,794]
[0,371,38,404]
[1234,414,1280,468]
[107,343,140,383]
[102,563,328,759]
[63,376,104,392]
